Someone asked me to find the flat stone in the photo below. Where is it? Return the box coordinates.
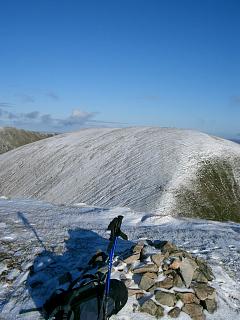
[155,277,174,289]
[193,284,216,301]
[193,270,208,283]
[195,258,214,281]
[201,298,217,313]
[128,288,144,296]
[170,259,182,269]
[139,274,155,291]
[177,292,200,304]
[151,253,165,267]
[173,274,184,287]
[155,291,177,307]
[123,253,140,264]
[144,272,158,279]
[132,242,145,253]
[161,242,178,254]
[140,299,164,317]
[168,307,181,318]
[182,303,205,320]
[169,251,184,258]
[180,258,197,288]
[133,263,158,274]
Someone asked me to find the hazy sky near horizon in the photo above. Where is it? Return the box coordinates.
[0,0,239,137]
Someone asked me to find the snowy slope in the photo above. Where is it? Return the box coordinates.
[0,198,239,320]
[0,127,240,221]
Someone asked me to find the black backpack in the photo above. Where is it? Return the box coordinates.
[43,274,128,320]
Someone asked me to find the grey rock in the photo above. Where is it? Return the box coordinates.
[151,253,165,267]
[128,288,144,296]
[155,277,174,289]
[173,274,184,287]
[176,292,200,304]
[155,291,177,307]
[123,253,140,264]
[201,298,217,313]
[139,274,155,291]
[195,258,214,281]
[182,303,205,320]
[132,242,145,253]
[161,242,178,254]
[193,270,208,283]
[140,299,164,317]
[180,257,197,287]
[133,263,158,274]
[144,272,158,279]
[193,283,216,301]
[168,307,181,318]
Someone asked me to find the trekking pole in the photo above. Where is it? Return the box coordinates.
[99,215,128,320]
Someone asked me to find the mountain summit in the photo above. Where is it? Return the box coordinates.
[0,127,239,222]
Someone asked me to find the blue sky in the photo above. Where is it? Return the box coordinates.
[0,0,239,137]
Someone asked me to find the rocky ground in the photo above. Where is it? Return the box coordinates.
[0,198,240,319]
[112,240,217,320]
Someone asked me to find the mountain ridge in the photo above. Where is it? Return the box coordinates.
[0,127,55,154]
[0,127,239,222]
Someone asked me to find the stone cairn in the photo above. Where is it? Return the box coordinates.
[112,240,217,320]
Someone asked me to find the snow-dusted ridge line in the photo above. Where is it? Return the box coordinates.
[0,127,240,221]
[0,126,54,155]
[0,197,239,319]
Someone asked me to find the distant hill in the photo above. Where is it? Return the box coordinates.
[0,127,240,222]
[229,138,240,144]
[0,127,54,154]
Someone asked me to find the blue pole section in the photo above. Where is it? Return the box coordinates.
[105,236,118,296]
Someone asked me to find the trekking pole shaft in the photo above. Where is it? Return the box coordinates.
[104,236,118,319]
[105,237,118,296]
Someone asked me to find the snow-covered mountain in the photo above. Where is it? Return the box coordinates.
[0,127,54,154]
[0,127,240,222]
[0,197,239,320]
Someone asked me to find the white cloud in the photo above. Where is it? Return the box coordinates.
[0,108,123,132]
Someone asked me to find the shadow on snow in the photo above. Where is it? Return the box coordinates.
[17,212,133,319]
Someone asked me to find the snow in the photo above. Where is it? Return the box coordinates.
[0,127,239,216]
[0,197,239,319]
